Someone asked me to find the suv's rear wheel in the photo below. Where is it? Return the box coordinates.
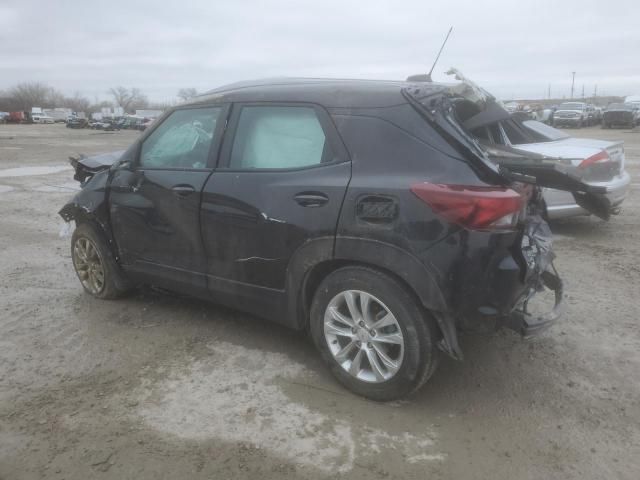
[310,266,440,401]
[71,223,131,299]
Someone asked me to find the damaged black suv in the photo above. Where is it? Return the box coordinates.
[60,75,609,400]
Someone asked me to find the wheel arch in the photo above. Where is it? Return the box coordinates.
[59,168,118,253]
[286,236,461,358]
[61,202,120,260]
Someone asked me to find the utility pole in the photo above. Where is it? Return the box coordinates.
[571,71,576,99]
[582,84,585,99]
[548,83,551,99]
[593,84,598,102]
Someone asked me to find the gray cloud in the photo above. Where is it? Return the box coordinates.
[1,0,638,102]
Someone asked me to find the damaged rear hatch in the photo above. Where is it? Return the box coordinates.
[401,69,616,335]
[403,69,619,218]
[402,68,617,220]
[463,109,629,219]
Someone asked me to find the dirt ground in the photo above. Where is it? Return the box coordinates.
[0,123,638,480]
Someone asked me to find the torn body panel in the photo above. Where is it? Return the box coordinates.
[402,75,573,343]
[403,70,621,220]
[69,150,124,184]
[426,69,629,220]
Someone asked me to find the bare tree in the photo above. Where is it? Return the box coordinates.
[177,88,198,101]
[65,92,91,113]
[88,100,114,114]
[108,86,130,110]
[129,88,148,111]
[8,82,57,110]
[47,90,66,109]
[108,86,148,113]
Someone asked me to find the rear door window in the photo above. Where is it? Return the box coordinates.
[228,106,334,169]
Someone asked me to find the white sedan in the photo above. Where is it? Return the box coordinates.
[473,119,630,220]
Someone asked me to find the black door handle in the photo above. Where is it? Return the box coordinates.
[294,192,329,207]
[171,184,196,197]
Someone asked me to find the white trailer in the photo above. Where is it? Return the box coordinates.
[44,108,72,123]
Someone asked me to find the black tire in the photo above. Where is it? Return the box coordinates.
[577,119,583,128]
[71,223,132,299]
[310,266,440,401]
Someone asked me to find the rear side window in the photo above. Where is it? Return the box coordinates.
[229,106,332,169]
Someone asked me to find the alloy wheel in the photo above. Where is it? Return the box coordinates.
[72,236,105,295]
[323,290,404,383]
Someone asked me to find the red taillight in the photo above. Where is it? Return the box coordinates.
[410,183,523,230]
[579,150,609,168]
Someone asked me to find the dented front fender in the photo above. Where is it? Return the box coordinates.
[58,169,118,257]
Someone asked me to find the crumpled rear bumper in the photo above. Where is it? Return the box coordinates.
[452,214,564,339]
[506,269,564,337]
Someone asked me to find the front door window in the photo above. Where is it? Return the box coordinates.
[140,108,221,169]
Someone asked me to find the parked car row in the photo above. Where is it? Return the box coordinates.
[59,70,629,400]
[519,101,639,129]
[65,116,155,131]
[550,102,601,128]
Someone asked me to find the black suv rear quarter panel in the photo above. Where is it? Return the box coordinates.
[330,104,528,331]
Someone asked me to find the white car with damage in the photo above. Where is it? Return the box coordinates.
[471,118,629,219]
[439,69,629,220]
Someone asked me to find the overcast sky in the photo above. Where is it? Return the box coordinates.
[1,0,638,102]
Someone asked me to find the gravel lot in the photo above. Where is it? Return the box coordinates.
[1,123,638,479]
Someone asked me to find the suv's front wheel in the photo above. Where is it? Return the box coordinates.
[310,266,440,401]
[71,223,132,299]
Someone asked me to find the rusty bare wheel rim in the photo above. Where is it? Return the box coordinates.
[73,236,105,295]
[324,290,404,383]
